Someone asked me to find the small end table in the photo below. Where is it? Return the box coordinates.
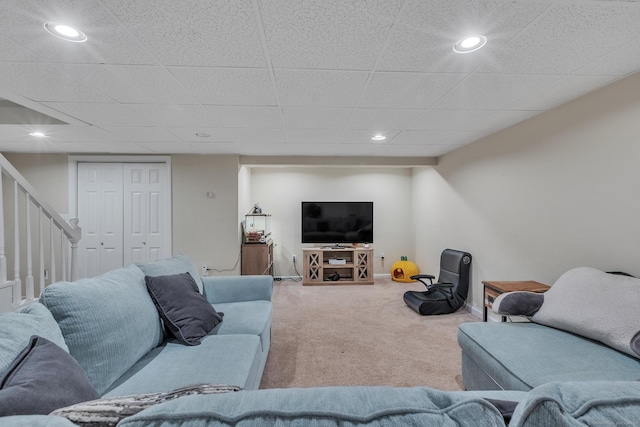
[482,280,550,322]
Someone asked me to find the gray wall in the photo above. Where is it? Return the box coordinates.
[246,167,415,277]
[412,71,640,316]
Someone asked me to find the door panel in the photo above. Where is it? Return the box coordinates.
[123,163,169,264]
[78,162,170,278]
[78,163,123,278]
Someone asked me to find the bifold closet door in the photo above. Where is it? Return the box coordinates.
[77,162,170,279]
[123,163,170,265]
[77,163,124,279]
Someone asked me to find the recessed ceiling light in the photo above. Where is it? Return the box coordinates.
[44,22,87,42]
[29,131,48,138]
[371,135,386,141]
[453,35,487,54]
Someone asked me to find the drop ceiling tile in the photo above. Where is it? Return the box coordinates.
[282,107,352,129]
[284,142,364,156]
[103,0,265,67]
[509,75,618,111]
[0,125,37,141]
[439,131,490,146]
[260,0,402,70]
[378,0,550,72]
[0,140,65,153]
[223,128,286,143]
[408,109,541,132]
[479,2,640,75]
[574,39,640,76]
[165,127,231,142]
[275,69,369,107]
[435,73,559,111]
[0,34,40,62]
[204,106,282,128]
[51,142,155,154]
[100,127,180,142]
[342,129,401,144]
[41,102,152,127]
[286,129,345,144]
[170,67,276,105]
[347,108,424,130]
[59,65,198,104]
[189,142,290,156]
[0,64,112,103]
[1,0,156,65]
[139,142,201,154]
[44,126,118,142]
[391,130,451,145]
[359,72,466,109]
[128,104,219,127]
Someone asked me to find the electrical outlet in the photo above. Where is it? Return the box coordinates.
[44,269,49,280]
[292,254,297,263]
[380,252,385,260]
[202,265,208,277]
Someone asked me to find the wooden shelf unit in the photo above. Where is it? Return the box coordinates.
[302,247,373,285]
[241,240,274,276]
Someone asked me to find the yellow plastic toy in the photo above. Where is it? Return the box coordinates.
[391,256,419,283]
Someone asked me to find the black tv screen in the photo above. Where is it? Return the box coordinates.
[301,202,373,244]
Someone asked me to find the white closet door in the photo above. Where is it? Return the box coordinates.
[123,163,170,264]
[77,163,124,279]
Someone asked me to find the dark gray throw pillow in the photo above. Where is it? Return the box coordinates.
[0,335,100,416]
[145,272,223,346]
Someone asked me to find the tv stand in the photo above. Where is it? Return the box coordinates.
[321,244,354,249]
[302,247,373,285]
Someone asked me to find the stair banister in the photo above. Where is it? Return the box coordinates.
[0,153,82,309]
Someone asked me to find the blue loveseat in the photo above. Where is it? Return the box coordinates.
[0,254,272,423]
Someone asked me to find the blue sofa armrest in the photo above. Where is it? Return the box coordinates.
[202,275,273,304]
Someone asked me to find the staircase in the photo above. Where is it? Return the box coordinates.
[0,153,81,313]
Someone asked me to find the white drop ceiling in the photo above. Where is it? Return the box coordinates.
[1,0,639,160]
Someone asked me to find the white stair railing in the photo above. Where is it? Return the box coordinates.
[0,154,81,312]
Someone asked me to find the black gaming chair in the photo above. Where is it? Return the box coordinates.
[403,249,472,315]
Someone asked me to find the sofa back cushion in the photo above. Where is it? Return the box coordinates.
[118,386,508,427]
[0,303,67,377]
[510,381,640,427]
[532,267,640,358]
[137,254,203,294]
[40,264,163,394]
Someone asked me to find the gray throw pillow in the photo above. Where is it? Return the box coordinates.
[145,272,223,346]
[0,335,99,416]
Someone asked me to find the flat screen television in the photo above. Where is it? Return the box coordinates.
[301,201,373,245]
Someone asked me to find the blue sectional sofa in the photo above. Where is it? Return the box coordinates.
[458,267,640,392]
[2,260,640,426]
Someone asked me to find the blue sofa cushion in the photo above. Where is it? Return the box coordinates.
[510,381,640,427]
[40,264,164,394]
[118,386,507,427]
[102,334,263,397]
[0,336,99,416]
[458,322,640,391]
[212,301,271,350]
[145,272,223,346]
[0,302,67,378]
[137,254,203,294]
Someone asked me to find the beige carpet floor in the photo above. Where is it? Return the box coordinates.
[260,277,479,391]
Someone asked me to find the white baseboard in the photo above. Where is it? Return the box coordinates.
[464,303,483,320]
[374,273,391,279]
